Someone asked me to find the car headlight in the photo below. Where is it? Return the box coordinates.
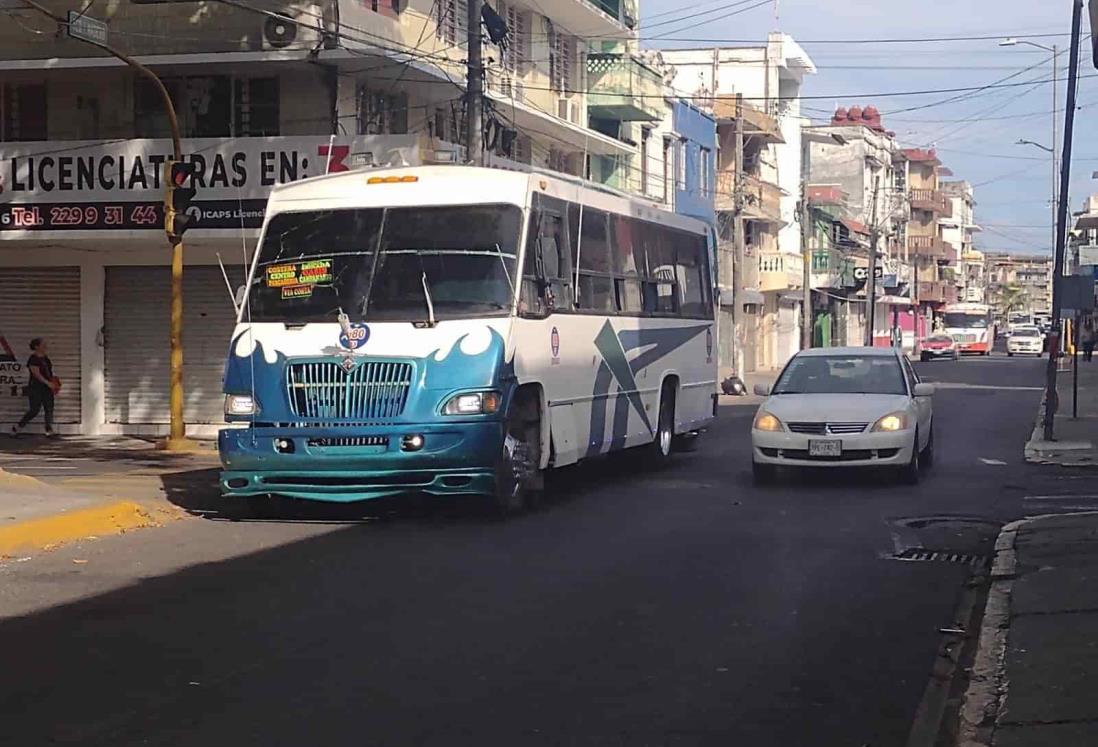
[442,391,502,416]
[753,411,784,432]
[225,394,258,416]
[871,412,909,432]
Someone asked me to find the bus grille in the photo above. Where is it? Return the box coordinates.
[286,361,413,421]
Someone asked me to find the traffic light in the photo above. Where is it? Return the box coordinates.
[164,160,196,243]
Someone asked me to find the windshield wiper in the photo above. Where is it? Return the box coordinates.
[420,272,437,328]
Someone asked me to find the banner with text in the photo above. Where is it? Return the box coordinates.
[0,135,427,233]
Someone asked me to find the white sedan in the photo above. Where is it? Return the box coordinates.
[1007,326,1044,357]
[751,347,935,484]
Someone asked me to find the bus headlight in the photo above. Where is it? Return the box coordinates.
[225,394,259,416]
[442,391,502,416]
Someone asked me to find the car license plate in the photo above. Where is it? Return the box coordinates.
[809,439,842,457]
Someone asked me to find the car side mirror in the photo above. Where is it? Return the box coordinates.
[913,383,935,397]
[753,383,772,396]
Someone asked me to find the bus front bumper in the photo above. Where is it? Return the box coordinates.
[218,421,503,502]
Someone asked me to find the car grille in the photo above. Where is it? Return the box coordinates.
[779,449,874,462]
[286,361,413,421]
[306,436,390,448]
[786,422,868,435]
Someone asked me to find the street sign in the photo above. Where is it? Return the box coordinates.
[1062,274,1095,313]
[66,10,108,46]
[853,266,883,281]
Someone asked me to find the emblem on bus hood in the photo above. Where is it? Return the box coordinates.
[337,311,370,351]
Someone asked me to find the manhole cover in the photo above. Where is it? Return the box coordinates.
[890,548,987,567]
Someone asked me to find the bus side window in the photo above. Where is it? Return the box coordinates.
[522,210,572,315]
[521,212,547,317]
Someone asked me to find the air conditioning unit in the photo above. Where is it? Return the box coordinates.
[262,5,323,51]
[556,97,581,125]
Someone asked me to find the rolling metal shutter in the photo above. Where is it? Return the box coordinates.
[0,268,82,424]
[104,266,241,424]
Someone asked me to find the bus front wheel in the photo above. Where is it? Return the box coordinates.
[491,390,543,516]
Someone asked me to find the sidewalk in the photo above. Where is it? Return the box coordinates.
[959,513,1098,747]
[0,436,219,559]
[1025,357,1098,466]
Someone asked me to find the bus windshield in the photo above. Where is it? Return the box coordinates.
[248,204,523,323]
[943,312,989,329]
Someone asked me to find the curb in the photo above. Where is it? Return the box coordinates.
[0,500,178,558]
[956,518,1024,747]
[956,512,1098,746]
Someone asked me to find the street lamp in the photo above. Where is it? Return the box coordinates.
[1001,38,1059,260]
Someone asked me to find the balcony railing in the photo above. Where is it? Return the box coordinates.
[909,189,951,216]
[917,281,959,304]
[587,53,663,121]
[758,251,803,292]
[907,235,951,259]
[714,171,783,223]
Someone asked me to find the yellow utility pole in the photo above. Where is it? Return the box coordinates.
[21,0,194,449]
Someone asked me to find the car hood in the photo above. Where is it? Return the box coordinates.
[760,393,912,424]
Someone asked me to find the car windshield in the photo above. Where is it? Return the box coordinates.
[1013,327,1041,338]
[927,335,953,344]
[248,204,522,323]
[772,355,907,396]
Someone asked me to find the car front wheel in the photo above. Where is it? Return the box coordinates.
[752,459,776,485]
[900,430,921,485]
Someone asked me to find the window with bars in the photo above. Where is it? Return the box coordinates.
[548,25,576,94]
[2,83,47,142]
[496,1,529,74]
[233,78,280,137]
[358,87,408,135]
[436,0,469,47]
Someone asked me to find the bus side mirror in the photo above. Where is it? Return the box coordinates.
[234,285,247,307]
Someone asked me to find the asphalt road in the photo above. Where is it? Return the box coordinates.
[0,353,1077,747]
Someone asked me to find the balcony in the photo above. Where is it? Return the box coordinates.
[759,251,803,292]
[810,249,854,289]
[587,53,663,121]
[918,281,959,305]
[714,171,784,223]
[909,189,951,216]
[712,99,784,143]
[907,235,951,259]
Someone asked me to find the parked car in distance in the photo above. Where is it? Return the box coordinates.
[1007,326,1044,357]
[750,348,935,485]
[919,334,959,362]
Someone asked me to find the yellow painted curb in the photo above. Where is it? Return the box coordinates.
[0,500,166,557]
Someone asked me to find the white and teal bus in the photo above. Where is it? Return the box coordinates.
[219,165,717,512]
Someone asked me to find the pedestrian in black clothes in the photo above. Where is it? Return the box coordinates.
[11,338,59,438]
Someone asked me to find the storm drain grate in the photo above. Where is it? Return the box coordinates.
[891,548,987,567]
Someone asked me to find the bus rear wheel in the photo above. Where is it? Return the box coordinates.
[648,381,676,467]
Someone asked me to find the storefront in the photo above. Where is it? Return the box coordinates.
[0,134,453,435]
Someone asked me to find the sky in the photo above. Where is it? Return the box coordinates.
[639,0,1097,255]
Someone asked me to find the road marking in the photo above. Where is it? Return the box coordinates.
[1024,494,1098,501]
[980,458,1008,465]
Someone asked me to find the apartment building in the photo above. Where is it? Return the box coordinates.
[940,180,981,301]
[985,252,1053,321]
[804,106,916,351]
[0,0,670,435]
[900,148,957,332]
[661,33,815,374]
